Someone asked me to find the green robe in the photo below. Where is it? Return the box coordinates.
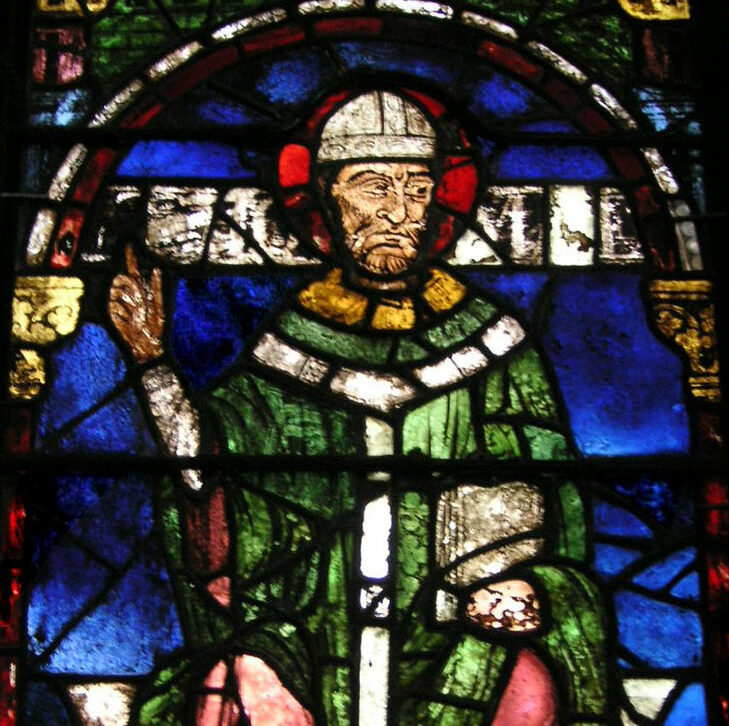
[137,277,611,726]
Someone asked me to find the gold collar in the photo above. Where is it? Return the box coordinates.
[298,268,465,331]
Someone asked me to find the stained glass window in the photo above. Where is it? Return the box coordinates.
[1,2,728,726]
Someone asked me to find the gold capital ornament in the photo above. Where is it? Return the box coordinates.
[12,276,84,346]
[37,0,109,14]
[615,0,689,20]
[649,280,720,403]
[9,276,84,400]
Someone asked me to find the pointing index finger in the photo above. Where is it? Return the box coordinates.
[124,244,140,277]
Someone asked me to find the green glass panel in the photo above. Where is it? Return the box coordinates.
[523,425,570,460]
[396,337,430,363]
[315,536,351,657]
[549,12,632,86]
[322,664,351,726]
[468,0,530,25]
[482,422,521,459]
[92,0,265,92]
[421,298,496,349]
[482,367,505,415]
[555,483,587,561]
[277,310,392,365]
[396,490,430,613]
[534,566,609,715]
[465,0,632,86]
[403,389,477,459]
[507,349,559,422]
[438,636,507,702]
[209,372,358,456]
[138,658,197,726]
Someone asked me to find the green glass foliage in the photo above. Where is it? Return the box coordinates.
[91,0,265,93]
[466,0,634,85]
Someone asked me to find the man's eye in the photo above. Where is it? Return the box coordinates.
[365,183,390,196]
[406,185,431,198]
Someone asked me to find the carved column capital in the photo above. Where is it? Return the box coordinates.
[616,0,689,20]
[649,280,720,403]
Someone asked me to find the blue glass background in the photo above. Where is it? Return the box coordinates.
[116,141,256,179]
[27,474,182,675]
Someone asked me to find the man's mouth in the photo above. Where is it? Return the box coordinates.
[364,233,417,251]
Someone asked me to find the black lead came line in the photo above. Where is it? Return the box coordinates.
[0,453,726,477]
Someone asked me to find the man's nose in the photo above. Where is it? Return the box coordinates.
[378,190,408,225]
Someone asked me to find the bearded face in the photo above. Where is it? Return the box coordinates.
[329,162,435,276]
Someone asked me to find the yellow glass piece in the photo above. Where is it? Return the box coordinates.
[37,0,109,13]
[12,276,84,345]
[649,280,720,402]
[372,297,415,330]
[616,0,689,20]
[423,269,466,313]
[298,269,368,325]
[9,349,46,400]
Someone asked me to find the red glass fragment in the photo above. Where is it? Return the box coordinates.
[5,409,31,456]
[0,659,16,726]
[444,155,470,170]
[705,480,729,507]
[50,209,84,268]
[120,97,164,129]
[33,26,85,85]
[698,412,723,454]
[576,107,613,134]
[648,247,675,272]
[2,497,25,562]
[640,28,691,85]
[161,46,239,100]
[478,42,543,81]
[633,185,661,217]
[432,214,455,254]
[186,487,230,574]
[309,210,331,254]
[436,161,477,214]
[705,479,729,539]
[307,90,351,133]
[639,213,675,270]
[0,570,21,648]
[404,90,446,119]
[279,145,311,188]
[707,553,729,612]
[542,78,580,111]
[313,17,383,37]
[72,148,117,204]
[607,148,645,183]
[707,510,729,539]
[284,190,312,209]
[242,26,306,55]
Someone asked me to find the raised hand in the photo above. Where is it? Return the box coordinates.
[108,245,165,364]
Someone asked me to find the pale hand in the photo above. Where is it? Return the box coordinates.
[467,579,541,632]
[108,245,165,364]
